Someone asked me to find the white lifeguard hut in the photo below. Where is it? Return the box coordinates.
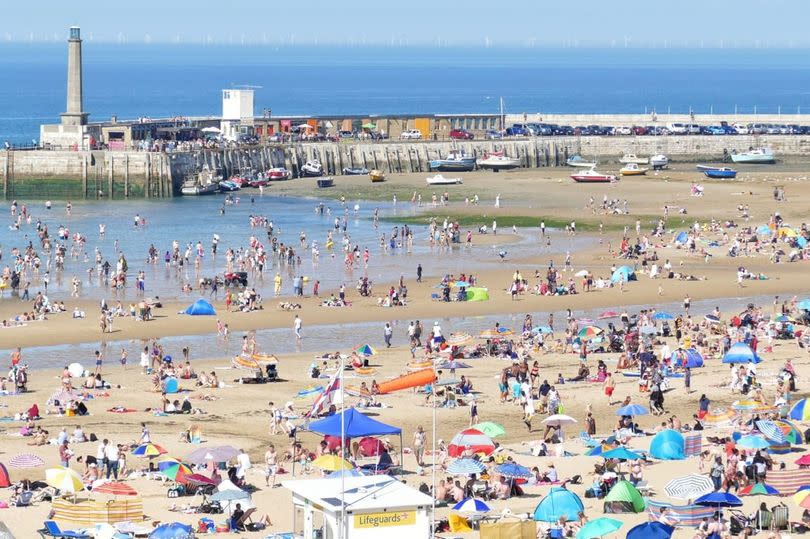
[220,88,254,142]
[282,475,433,539]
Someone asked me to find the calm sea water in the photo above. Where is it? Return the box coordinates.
[2,44,810,143]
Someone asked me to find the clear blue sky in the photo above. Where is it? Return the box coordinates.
[1,0,807,47]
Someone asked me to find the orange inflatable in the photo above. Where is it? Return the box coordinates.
[377,368,437,394]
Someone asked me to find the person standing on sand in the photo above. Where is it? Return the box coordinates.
[265,444,278,487]
[274,273,282,296]
[495,194,500,208]
[603,373,615,403]
[293,315,302,341]
[416,264,422,282]
[384,323,393,348]
[470,400,479,427]
[413,426,426,467]
[585,412,596,436]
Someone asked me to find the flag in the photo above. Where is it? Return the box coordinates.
[306,370,341,418]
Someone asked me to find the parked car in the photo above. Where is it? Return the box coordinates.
[614,126,633,136]
[554,125,574,136]
[338,130,355,138]
[574,126,591,136]
[505,124,530,136]
[632,126,648,136]
[704,125,726,135]
[449,128,474,140]
[400,129,423,140]
[732,123,749,134]
[484,129,504,140]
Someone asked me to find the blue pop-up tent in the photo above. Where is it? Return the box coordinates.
[610,265,636,283]
[533,487,584,522]
[674,231,689,244]
[670,348,704,368]
[722,342,761,364]
[183,298,216,316]
[649,429,685,460]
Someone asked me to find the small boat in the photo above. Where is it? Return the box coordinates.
[316,178,334,188]
[570,168,617,183]
[181,180,219,196]
[218,180,241,192]
[426,174,463,185]
[369,169,386,182]
[619,153,649,165]
[429,149,476,172]
[342,167,369,176]
[477,153,521,171]
[620,162,648,176]
[300,160,324,177]
[267,167,292,181]
[730,147,775,164]
[650,154,669,170]
[704,167,738,179]
[566,155,597,168]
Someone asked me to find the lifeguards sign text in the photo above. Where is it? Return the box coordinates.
[354,511,416,528]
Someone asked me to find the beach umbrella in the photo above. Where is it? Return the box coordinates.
[532,326,553,334]
[328,469,365,479]
[695,491,743,507]
[354,344,377,356]
[179,473,217,488]
[722,342,761,364]
[789,399,810,421]
[774,420,802,444]
[578,326,603,340]
[796,455,810,467]
[361,122,376,129]
[8,453,45,468]
[756,420,788,444]
[652,312,674,320]
[575,517,622,539]
[732,399,765,412]
[774,315,794,323]
[793,487,810,506]
[739,483,779,496]
[756,224,772,235]
[575,270,590,277]
[131,443,167,458]
[148,523,193,539]
[705,314,721,324]
[577,318,595,325]
[601,447,643,461]
[702,409,736,428]
[447,458,486,476]
[452,281,470,288]
[479,328,513,339]
[494,462,532,479]
[471,422,506,438]
[736,435,771,450]
[446,333,473,346]
[452,497,491,514]
[448,429,495,457]
[797,299,810,311]
[437,360,472,370]
[598,311,621,320]
[586,444,613,456]
[157,459,192,481]
[312,455,353,471]
[67,362,84,377]
[664,474,715,501]
[616,404,649,417]
[45,466,85,493]
[778,227,798,238]
[626,521,674,539]
[92,481,139,496]
[541,414,578,427]
[0,464,8,488]
[186,445,239,465]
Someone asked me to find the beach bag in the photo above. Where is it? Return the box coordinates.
[557,403,565,414]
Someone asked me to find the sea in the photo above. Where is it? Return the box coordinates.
[3,44,810,144]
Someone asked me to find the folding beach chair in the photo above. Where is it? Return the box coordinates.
[37,520,91,539]
[771,503,790,531]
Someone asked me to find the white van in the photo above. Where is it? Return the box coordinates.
[667,122,687,134]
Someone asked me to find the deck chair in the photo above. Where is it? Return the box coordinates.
[15,490,34,507]
[756,509,773,531]
[579,431,599,448]
[771,503,789,531]
[37,520,91,539]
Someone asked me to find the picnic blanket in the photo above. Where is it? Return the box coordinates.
[647,500,715,527]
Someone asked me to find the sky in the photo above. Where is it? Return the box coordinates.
[1,0,807,48]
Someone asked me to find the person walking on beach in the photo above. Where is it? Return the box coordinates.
[384,323,393,348]
[470,399,479,427]
[603,373,615,404]
[416,264,422,283]
[265,444,278,487]
[495,193,500,208]
[413,320,423,347]
[413,426,426,467]
[274,273,282,296]
[293,315,302,341]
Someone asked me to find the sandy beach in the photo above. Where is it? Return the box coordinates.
[1,163,810,538]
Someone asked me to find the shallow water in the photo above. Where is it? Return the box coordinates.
[3,291,793,372]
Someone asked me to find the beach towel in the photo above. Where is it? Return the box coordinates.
[646,500,714,526]
[107,408,137,413]
[766,468,810,495]
[684,434,702,457]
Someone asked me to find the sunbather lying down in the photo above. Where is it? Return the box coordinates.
[231,505,273,531]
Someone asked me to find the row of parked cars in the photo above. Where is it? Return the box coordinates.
[499,121,810,137]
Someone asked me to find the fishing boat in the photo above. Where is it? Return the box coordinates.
[619,153,649,164]
[218,180,241,192]
[620,162,648,176]
[342,166,369,175]
[300,160,324,177]
[566,155,597,168]
[477,153,521,171]
[570,168,617,183]
[429,149,476,172]
[650,154,669,170]
[730,147,775,164]
[267,167,292,181]
[316,178,334,188]
[426,174,463,185]
[703,167,738,179]
[369,169,386,182]
[181,179,219,196]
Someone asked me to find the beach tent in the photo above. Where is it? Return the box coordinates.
[650,429,685,460]
[163,377,179,394]
[674,231,689,245]
[722,342,761,364]
[182,298,216,316]
[670,348,704,368]
[603,480,645,513]
[0,463,9,488]
[533,487,584,522]
[610,265,636,283]
[465,287,490,302]
[148,523,193,539]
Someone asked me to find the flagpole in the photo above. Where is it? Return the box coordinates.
[340,354,346,539]
[431,381,436,539]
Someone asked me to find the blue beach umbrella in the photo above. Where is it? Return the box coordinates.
[328,468,365,479]
[626,521,674,539]
[652,312,674,320]
[601,447,643,461]
[148,523,193,539]
[452,497,491,513]
[532,326,553,334]
[616,404,649,417]
[495,462,532,479]
[736,435,771,450]
[575,517,622,539]
[695,491,743,507]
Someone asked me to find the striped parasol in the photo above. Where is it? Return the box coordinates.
[598,311,621,320]
[578,326,603,340]
[131,443,167,458]
[8,453,45,468]
[447,458,486,476]
[45,466,85,493]
[452,498,491,513]
[702,409,736,428]
[479,328,513,339]
[157,458,193,481]
[739,483,779,496]
[446,333,473,346]
[732,399,768,412]
[664,474,715,501]
[494,462,532,479]
[448,429,495,457]
[756,420,788,445]
[92,481,139,496]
